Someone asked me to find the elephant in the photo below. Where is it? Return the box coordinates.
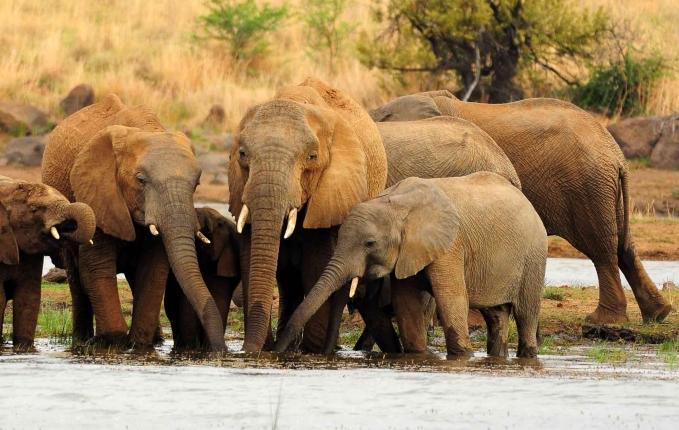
[371,91,672,324]
[275,174,547,358]
[41,94,226,350]
[228,77,387,353]
[164,207,240,350]
[0,176,96,348]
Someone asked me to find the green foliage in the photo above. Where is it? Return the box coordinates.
[302,0,354,71]
[197,0,288,61]
[359,0,611,102]
[587,343,629,364]
[543,287,565,302]
[658,341,679,370]
[572,53,667,116]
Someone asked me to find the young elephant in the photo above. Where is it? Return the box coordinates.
[0,176,96,348]
[164,207,240,350]
[275,174,547,358]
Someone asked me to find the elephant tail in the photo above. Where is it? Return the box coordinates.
[618,165,631,253]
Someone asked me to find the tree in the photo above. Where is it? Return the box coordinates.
[360,0,611,102]
[197,0,288,61]
[302,0,354,72]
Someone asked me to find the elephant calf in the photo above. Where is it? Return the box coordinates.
[275,174,547,358]
[164,208,240,350]
[0,176,95,348]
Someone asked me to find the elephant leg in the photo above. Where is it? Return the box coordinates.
[12,255,43,349]
[129,240,170,347]
[64,246,93,343]
[323,288,349,354]
[479,304,511,357]
[355,282,402,353]
[353,329,376,352]
[275,267,304,342]
[392,278,427,353]
[0,283,7,343]
[618,242,672,322]
[200,275,235,347]
[513,301,539,359]
[585,258,629,324]
[164,274,184,349]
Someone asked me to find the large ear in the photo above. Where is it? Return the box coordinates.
[392,179,460,279]
[199,208,239,278]
[303,111,368,228]
[0,203,19,265]
[228,106,260,220]
[70,125,136,241]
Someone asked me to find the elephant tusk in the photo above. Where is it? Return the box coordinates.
[349,277,359,298]
[89,240,94,245]
[237,204,249,234]
[50,226,60,240]
[197,231,211,244]
[149,224,159,236]
[283,208,297,239]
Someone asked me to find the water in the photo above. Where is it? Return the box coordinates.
[1,342,678,429]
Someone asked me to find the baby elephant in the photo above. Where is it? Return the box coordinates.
[275,174,547,358]
[0,176,96,348]
[164,207,240,350]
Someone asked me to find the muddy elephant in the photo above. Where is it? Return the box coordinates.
[165,207,240,350]
[276,174,547,358]
[228,77,387,353]
[0,176,95,348]
[42,94,226,350]
[371,92,671,324]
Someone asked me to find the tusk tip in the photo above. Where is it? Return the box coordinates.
[50,226,60,240]
[149,224,159,236]
[89,240,94,245]
[349,277,359,298]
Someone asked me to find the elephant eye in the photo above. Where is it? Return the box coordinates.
[307,151,318,161]
[365,240,376,248]
[136,173,147,185]
[239,148,247,159]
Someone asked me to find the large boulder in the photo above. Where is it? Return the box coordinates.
[43,267,68,283]
[59,84,95,116]
[0,101,48,134]
[650,115,679,169]
[1,136,46,166]
[607,116,663,158]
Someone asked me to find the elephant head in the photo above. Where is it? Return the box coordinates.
[70,126,226,350]
[195,207,239,278]
[370,91,460,122]
[229,78,386,351]
[0,176,96,263]
[274,177,459,351]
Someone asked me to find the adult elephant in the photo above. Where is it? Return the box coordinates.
[228,77,387,353]
[372,92,671,324]
[42,94,226,350]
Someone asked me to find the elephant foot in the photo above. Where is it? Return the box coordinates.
[585,306,629,325]
[517,345,538,359]
[85,332,130,349]
[12,339,36,352]
[445,347,473,360]
[641,303,673,323]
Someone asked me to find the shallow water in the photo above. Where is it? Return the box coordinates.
[1,340,678,429]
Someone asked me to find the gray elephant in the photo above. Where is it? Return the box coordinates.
[42,94,226,350]
[371,91,671,324]
[1,176,96,348]
[164,207,240,350]
[276,174,547,358]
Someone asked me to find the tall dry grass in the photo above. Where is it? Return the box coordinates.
[0,0,676,133]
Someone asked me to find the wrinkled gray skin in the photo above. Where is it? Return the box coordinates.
[276,175,547,358]
[353,115,522,352]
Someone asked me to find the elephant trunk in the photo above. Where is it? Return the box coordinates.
[274,258,349,352]
[62,202,96,244]
[242,162,291,352]
[159,182,226,351]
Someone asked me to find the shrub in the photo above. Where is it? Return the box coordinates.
[196,0,288,61]
[572,52,667,116]
[302,0,354,71]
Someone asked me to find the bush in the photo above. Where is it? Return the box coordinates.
[302,0,354,71]
[197,0,288,61]
[572,53,667,116]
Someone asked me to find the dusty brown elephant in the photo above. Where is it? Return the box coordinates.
[164,207,240,350]
[42,94,226,350]
[371,92,671,324]
[0,176,95,348]
[276,174,547,358]
[228,77,387,353]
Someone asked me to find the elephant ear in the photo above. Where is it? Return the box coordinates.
[0,203,19,265]
[199,208,239,278]
[392,178,460,280]
[228,106,260,220]
[303,112,368,228]
[70,125,137,242]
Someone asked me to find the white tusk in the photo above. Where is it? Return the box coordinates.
[197,231,211,244]
[349,277,359,298]
[149,224,159,236]
[50,226,60,240]
[283,208,297,239]
[237,204,249,234]
[89,240,94,245]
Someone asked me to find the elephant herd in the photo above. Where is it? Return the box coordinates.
[0,77,671,358]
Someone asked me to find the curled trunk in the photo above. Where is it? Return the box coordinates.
[62,202,96,244]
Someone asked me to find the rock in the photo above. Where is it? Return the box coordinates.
[650,115,679,169]
[3,136,46,166]
[0,101,49,135]
[201,104,225,129]
[662,281,678,292]
[60,84,95,116]
[43,267,68,283]
[198,151,228,174]
[607,116,663,158]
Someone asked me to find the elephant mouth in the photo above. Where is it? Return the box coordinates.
[45,219,78,243]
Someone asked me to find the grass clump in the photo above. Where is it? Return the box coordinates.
[587,343,629,364]
[543,287,565,302]
[658,340,679,370]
